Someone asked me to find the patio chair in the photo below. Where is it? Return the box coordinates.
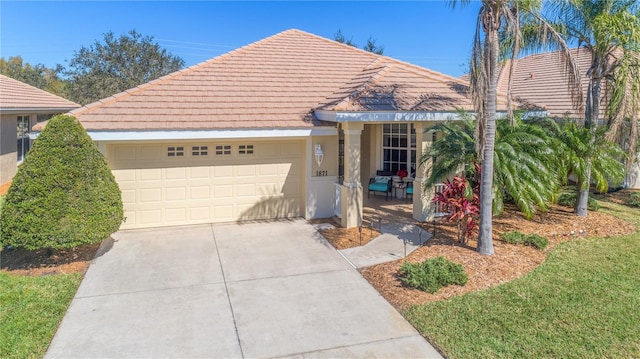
[368,170,393,200]
[405,181,413,203]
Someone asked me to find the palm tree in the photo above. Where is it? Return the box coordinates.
[546,0,640,215]
[451,0,581,254]
[423,115,561,220]
[538,119,626,196]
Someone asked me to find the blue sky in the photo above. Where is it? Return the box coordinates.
[1,1,482,78]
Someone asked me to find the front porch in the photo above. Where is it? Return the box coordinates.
[363,192,414,227]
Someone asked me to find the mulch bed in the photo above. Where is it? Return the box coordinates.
[1,242,102,276]
[0,182,10,196]
[360,200,636,311]
[319,227,382,249]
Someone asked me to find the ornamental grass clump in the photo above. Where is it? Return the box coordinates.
[400,256,468,294]
[0,115,123,251]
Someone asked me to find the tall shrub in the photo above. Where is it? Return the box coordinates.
[0,115,123,250]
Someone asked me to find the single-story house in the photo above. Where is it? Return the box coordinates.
[488,47,640,189]
[0,74,80,186]
[34,29,519,230]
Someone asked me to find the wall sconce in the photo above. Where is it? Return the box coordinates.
[314,144,324,166]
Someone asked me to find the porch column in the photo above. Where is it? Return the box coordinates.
[340,122,364,228]
[413,123,436,221]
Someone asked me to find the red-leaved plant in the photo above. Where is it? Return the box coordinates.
[433,171,480,243]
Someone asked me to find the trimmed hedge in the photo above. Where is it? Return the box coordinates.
[0,115,123,250]
[400,256,468,293]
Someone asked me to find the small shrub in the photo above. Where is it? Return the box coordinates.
[502,231,527,245]
[399,256,468,293]
[626,192,640,208]
[501,231,548,250]
[557,191,599,211]
[0,115,123,250]
[526,234,549,250]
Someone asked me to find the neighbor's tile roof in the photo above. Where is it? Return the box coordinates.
[503,47,594,118]
[0,74,79,112]
[460,47,596,118]
[36,29,515,132]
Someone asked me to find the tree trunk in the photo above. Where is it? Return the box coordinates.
[477,24,499,256]
[573,163,591,217]
[576,75,602,216]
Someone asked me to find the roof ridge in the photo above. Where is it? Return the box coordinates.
[72,29,305,117]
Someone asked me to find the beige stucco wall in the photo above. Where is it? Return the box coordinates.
[0,115,17,185]
[306,135,338,219]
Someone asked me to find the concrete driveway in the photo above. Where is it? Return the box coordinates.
[46,220,441,358]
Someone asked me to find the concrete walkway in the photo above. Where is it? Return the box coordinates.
[46,220,441,358]
[317,222,432,269]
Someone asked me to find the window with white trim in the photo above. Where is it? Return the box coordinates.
[192,145,208,156]
[215,145,231,155]
[17,115,31,162]
[382,124,416,175]
[167,146,184,157]
[239,144,254,155]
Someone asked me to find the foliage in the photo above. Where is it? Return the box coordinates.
[404,199,640,358]
[543,0,640,215]
[424,115,561,219]
[626,192,640,208]
[542,120,626,195]
[0,272,83,359]
[64,30,184,105]
[399,256,468,294]
[453,0,581,255]
[557,190,600,212]
[333,29,384,54]
[501,231,549,250]
[0,56,67,98]
[433,174,480,243]
[0,115,123,250]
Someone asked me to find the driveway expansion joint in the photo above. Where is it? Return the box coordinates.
[211,224,246,359]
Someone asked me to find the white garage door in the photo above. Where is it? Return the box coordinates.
[108,140,304,229]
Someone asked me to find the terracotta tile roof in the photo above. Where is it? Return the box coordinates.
[35,29,516,132]
[503,47,594,118]
[0,74,79,112]
[318,61,485,112]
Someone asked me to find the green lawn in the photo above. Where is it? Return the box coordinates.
[1,194,83,359]
[405,199,640,359]
[0,272,83,359]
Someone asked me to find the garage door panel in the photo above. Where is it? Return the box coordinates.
[189,167,210,178]
[165,167,187,179]
[190,186,210,199]
[140,169,162,181]
[140,188,162,203]
[165,208,187,223]
[139,210,162,225]
[110,141,304,229]
[165,187,187,201]
[189,207,211,221]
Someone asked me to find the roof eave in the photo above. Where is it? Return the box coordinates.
[0,107,78,115]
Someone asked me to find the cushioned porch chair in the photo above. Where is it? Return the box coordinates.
[368,171,393,200]
[405,181,413,203]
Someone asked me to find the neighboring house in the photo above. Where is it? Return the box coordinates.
[0,74,80,186]
[483,47,640,189]
[34,29,518,230]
